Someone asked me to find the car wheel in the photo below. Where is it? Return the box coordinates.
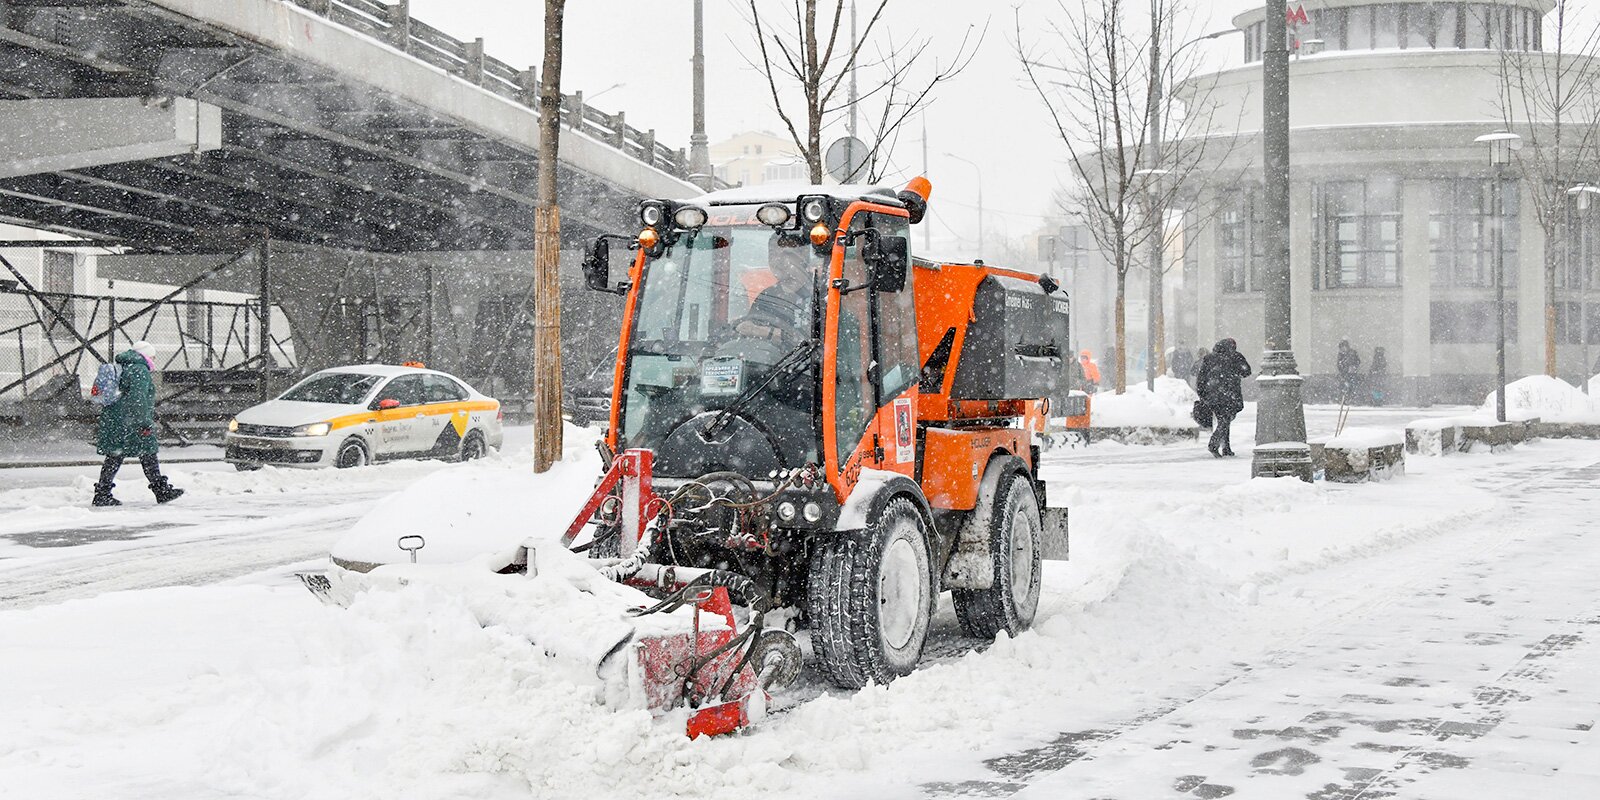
[233,463,263,472]
[459,431,487,461]
[335,438,370,469]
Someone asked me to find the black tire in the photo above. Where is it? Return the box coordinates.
[334,437,369,469]
[459,431,487,461]
[952,461,1043,639]
[233,463,263,472]
[806,496,933,689]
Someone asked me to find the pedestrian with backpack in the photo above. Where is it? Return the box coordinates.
[91,341,183,507]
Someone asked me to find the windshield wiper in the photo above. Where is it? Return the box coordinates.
[700,339,818,440]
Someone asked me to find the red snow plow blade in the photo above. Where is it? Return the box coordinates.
[562,449,800,738]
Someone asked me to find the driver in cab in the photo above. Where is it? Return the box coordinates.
[733,243,814,346]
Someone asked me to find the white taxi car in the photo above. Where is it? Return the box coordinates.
[225,365,503,470]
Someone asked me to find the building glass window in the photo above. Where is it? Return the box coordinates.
[1314,178,1402,289]
[1429,179,1519,289]
[1258,3,1541,58]
[1558,199,1600,291]
[1218,190,1264,293]
[1430,300,1518,343]
[1373,4,1401,48]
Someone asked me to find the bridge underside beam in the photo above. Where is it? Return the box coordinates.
[0,96,221,179]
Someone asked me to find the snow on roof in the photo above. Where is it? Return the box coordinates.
[310,364,434,378]
[687,183,907,207]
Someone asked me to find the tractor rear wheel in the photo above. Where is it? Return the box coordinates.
[806,496,932,689]
[952,463,1043,639]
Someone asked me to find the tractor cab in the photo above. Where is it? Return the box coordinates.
[583,184,920,504]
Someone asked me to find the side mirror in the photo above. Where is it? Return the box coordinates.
[865,234,909,293]
[376,398,401,410]
[582,237,611,292]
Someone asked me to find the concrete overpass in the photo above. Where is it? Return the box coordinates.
[0,0,698,415]
[0,0,697,252]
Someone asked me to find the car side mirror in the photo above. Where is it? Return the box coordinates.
[582,237,611,292]
[376,398,401,410]
[865,233,909,293]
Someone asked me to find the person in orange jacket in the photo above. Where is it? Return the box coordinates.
[1078,350,1101,390]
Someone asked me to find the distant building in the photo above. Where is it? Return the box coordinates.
[1170,0,1591,404]
[710,131,809,188]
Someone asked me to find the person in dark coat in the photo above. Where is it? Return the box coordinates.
[93,341,183,506]
[1196,337,1251,457]
[1336,340,1361,403]
[1170,345,1195,384]
[1368,346,1389,406]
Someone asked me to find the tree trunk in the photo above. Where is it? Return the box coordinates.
[532,0,567,473]
[1545,243,1558,377]
[1114,263,1127,394]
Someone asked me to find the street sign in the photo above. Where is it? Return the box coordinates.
[825,136,870,183]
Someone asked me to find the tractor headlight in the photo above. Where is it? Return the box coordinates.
[640,202,666,228]
[293,422,332,437]
[673,205,708,230]
[802,501,823,523]
[227,418,239,433]
[800,197,827,223]
[776,501,797,522]
[756,203,792,227]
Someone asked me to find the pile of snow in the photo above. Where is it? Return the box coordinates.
[1089,376,1199,428]
[1479,375,1600,423]
[1322,427,1405,449]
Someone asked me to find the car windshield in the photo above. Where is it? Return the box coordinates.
[279,372,383,405]
[619,211,822,474]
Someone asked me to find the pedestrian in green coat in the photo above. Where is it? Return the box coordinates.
[93,341,183,506]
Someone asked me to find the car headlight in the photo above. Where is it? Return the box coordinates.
[293,422,332,437]
[227,418,238,433]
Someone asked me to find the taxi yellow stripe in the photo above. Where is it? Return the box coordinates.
[326,399,499,432]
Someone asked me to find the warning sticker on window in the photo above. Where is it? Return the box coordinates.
[701,359,744,396]
[894,397,914,463]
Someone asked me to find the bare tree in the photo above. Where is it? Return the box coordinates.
[1492,0,1600,379]
[532,0,566,473]
[742,1,981,184]
[1018,0,1239,393]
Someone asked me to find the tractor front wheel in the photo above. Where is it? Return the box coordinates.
[806,496,932,689]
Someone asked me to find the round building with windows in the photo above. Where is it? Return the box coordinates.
[1171,0,1596,405]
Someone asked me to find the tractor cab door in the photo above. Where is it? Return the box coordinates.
[827,211,919,493]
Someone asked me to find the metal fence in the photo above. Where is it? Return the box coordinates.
[0,286,294,402]
[284,0,692,177]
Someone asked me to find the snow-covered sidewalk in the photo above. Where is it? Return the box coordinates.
[1,411,1597,798]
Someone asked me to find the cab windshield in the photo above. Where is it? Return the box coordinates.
[279,372,383,405]
[619,216,822,474]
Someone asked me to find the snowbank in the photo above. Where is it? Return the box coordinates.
[1479,375,1600,423]
[1089,376,1199,428]
[1322,427,1405,448]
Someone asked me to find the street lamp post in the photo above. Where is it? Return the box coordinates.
[1567,183,1598,394]
[687,0,712,191]
[944,152,983,255]
[1476,131,1521,422]
[1251,0,1312,481]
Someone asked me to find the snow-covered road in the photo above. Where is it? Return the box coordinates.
[3,411,1598,799]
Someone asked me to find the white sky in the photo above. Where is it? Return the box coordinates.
[409,0,1263,253]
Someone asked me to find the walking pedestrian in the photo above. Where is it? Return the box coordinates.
[1336,340,1361,404]
[92,341,184,507]
[1196,337,1251,457]
[1170,345,1195,384]
[1369,346,1389,406]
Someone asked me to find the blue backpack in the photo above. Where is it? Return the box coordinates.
[89,362,122,407]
